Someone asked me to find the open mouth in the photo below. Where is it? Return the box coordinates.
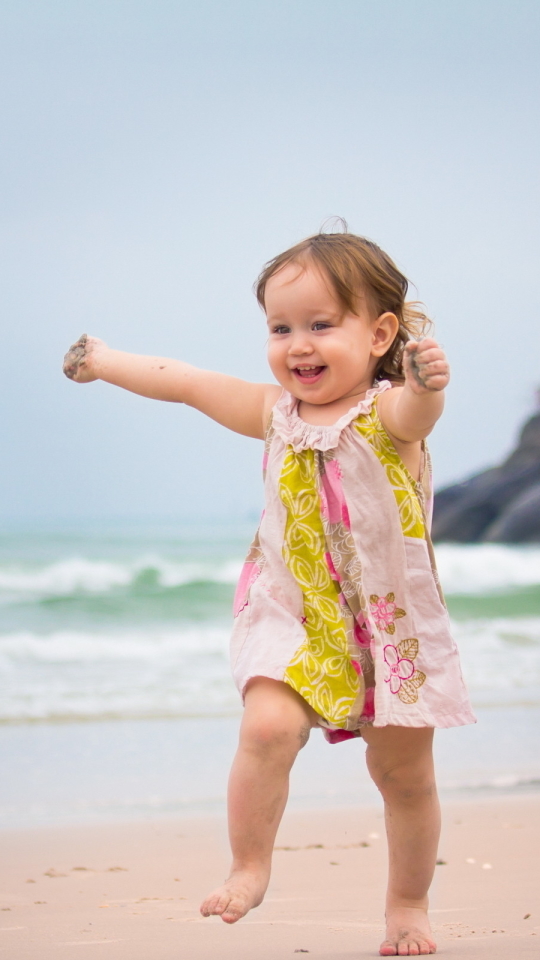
[293,365,326,382]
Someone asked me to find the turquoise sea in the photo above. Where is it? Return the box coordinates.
[1,520,539,827]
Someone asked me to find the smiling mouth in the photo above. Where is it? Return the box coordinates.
[293,365,326,381]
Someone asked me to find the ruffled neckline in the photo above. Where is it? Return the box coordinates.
[272,380,392,452]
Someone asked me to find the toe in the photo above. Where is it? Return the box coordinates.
[215,894,232,913]
[201,889,247,924]
[379,942,398,957]
[220,893,250,924]
[200,893,227,917]
[221,906,243,924]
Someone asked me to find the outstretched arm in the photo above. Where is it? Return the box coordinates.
[377,337,449,444]
[63,334,280,440]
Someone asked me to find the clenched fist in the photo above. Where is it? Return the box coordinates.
[63,334,107,383]
[403,338,450,394]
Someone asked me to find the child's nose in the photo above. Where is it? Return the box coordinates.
[288,332,313,354]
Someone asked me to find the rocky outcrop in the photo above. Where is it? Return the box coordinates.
[432,411,540,543]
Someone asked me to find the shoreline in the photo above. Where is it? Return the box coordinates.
[1,782,540,837]
[1,795,539,958]
[2,709,540,831]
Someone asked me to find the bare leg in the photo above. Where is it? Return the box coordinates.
[362,726,440,956]
[200,677,317,923]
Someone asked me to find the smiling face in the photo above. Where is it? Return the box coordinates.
[265,260,398,408]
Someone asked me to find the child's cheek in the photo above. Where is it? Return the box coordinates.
[267,347,287,385]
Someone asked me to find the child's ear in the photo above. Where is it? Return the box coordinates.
[371,312,399,357]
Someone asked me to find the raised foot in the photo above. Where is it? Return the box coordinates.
[380,906,437,956]
[200,868,269,924]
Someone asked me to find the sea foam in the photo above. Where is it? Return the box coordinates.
[435,544,540,595]
[1,545,540,603]
[0,626,236,722]
[0,555,243,602]
[1,616,539,722]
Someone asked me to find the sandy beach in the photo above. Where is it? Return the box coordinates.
[1,794,538,959]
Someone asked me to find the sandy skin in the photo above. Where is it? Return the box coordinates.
[403,339,449,394]
[62,333,104,382]
[199,680,439,956]
[201,878,436,954]
[380,907,436,956]
[200,868,269,925]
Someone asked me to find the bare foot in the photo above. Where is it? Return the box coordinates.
[200,868,269,924]
[380,905,436,956]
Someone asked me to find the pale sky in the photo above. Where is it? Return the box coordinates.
[1,0,539,521]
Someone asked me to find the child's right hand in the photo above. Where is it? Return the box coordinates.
[63,334,107,383]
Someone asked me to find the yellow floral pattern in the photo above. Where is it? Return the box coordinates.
[278,447,364,726]
[354,404,426,539]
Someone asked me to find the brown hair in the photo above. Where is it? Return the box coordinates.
[255,228,432,382]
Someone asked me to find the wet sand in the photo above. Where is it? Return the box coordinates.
[1,795,538,959]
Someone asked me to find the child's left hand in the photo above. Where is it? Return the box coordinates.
[403,338,450,394]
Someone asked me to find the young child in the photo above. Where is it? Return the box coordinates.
[63,230,475,957]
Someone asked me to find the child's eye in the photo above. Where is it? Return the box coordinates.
[312,322,332,331]
[271,325,290,335]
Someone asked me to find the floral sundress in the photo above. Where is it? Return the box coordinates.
[230,381,475,740]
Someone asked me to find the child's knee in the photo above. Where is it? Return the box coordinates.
[242,713,310,756]
[369,758,436,803]
[241,678,315,756]
[363,727,436,801]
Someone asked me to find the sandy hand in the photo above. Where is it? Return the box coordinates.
[63,334,106,383]
[404,338,450,394]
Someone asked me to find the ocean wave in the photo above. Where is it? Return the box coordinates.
[437,772,540,794]
[436,544,540,595]
[0,626,238,722]
[451,616,540,698]
[0,556,243,603]
[0,626,231,662]
[1,544,540,605]
[1,615,539,723]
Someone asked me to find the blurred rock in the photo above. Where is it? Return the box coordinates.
[432,412,540,543]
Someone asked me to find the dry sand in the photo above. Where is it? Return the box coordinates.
[1,795,538,959]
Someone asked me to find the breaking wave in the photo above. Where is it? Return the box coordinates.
[0,556,243,604]
[1,545,540,605]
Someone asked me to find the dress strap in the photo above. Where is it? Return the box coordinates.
[262,412,276,478]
